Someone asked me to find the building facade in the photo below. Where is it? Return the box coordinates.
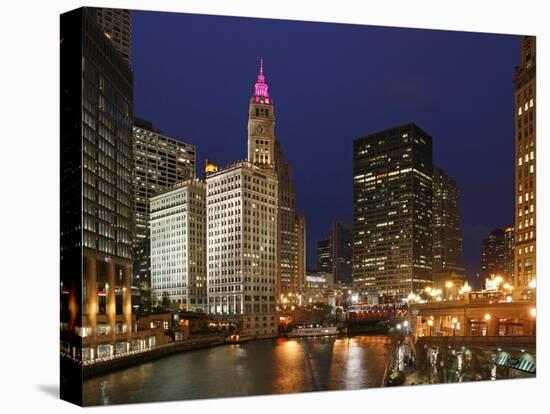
[332,222,353,285]
[432,166,465,286]
[352,123,433,301]
[132,118,196,287]
[247,60,304,298]
[150,180,207,311]
[317,238,332,274]
[206,161,278,336]
[504,226,515,282]
[94,8,132,63]
[275,141,298,295]
[316,222,352,285]
[61,8,134,371]
[304,272,334,305]
[294,211,307,295]
[482,227,514,283]
[514,36,536,292]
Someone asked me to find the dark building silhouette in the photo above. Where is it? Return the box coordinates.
[352,123,433,301]
[317,238,332,274]
[432,167,465,286]
[331,222,353,285]
[481,227,514,283]
[95,8,132,63]
[60,7,134,404]
[316,222,352,285]
[275,141,301,294]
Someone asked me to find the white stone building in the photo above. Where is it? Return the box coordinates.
[150,179,207,311]
[206,161,278,337]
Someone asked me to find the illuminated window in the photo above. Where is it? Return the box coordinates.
[530,98,534,107]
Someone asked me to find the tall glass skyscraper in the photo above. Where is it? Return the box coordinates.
[352,123,433,302]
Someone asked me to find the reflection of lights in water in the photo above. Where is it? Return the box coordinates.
[271,338,309,393]
[343,344,364,389]
[84,336,397,405]
[100,380,111,405]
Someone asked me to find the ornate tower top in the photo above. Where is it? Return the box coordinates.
[253,58,270,103]
[248,58,275,168]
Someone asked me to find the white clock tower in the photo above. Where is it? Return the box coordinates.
[247,59,276,168]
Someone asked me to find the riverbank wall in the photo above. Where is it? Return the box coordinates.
[83,335,225,379]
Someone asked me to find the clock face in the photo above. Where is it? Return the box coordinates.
[255,124,265,136]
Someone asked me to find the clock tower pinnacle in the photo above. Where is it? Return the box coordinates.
[247,58,276,167]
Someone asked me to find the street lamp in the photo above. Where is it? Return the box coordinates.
[427,319,434,336]
[445,281,453,299]
[530,308,536,317]
[451,317,458,336]
[528,279,537,289]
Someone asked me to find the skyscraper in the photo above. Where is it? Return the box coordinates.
[482,227,514,283]
[331,222,353,285]
[352,123,433,301]
[275,141,297,295]
[150,179,206,311]
[61,9,134,398]
[432,166,465,286]
[514,36,536,292]
[247,60,303,297]
[132,118,196,289]
[95,8,132,63]
[205,61,280,337]
[317,238,332,274]
[206,161,278,336]
[294,211,307,295]
[316,222,352,285]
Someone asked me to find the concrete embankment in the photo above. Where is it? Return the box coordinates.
[83,335,225,379]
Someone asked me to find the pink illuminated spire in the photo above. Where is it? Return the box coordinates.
[254,57,270,100]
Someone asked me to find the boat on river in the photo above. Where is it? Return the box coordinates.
[225,333,253,344]
[286,325,339,338]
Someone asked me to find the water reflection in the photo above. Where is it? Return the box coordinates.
[83,335,392,406]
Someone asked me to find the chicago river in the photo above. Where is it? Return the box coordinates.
[83,335,391,405]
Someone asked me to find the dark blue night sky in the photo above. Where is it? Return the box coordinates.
[131,10,520,280]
